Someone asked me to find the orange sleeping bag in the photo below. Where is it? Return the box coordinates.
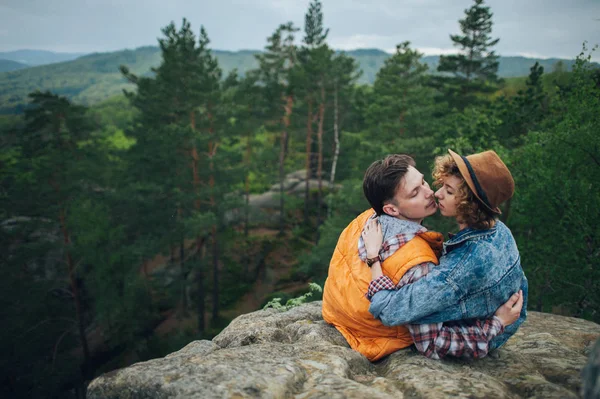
[322,209,443,361]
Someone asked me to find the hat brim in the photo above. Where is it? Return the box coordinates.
[447,149,502,214]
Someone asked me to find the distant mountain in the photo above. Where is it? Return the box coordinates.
[0,59,29,73]
[0,46,587,114]
[340,50,584,81]
[0,49,86,66]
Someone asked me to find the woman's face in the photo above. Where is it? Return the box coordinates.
[434,175,463,218]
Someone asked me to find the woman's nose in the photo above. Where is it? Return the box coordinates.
[434,188,443,199]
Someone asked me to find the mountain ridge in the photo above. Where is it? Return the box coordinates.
[0,59,29,73]
[0,46,586,114]
[0,49,86,66]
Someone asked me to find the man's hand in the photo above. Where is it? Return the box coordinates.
[494,290,524,326]
[362,217,383,258]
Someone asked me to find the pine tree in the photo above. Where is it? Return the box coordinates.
[17,91,95,384]
[120,19,226,334]
[366,42,433,143]
[296,0,333,232]
[437,0,501,110]
[303,0,329,47]
[255,22,299,236]
[497,62,547,147]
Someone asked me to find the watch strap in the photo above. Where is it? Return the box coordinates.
[366,255,381,267]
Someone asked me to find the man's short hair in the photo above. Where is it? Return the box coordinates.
[363,154,416,215]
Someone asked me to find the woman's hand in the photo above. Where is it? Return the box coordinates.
[362,217,383,258]
[494,290,524,326]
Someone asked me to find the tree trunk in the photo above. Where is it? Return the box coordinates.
[316,84,326,242]
[243,133,251,278]
[244,133,251,240]
[197,238,205,334]
[190,111,205,334]
[59,208,91,376]
[304,98,313,225]
[141,259,150,294]
[208,111,219,324]
[399,87,406,137]
[328,82,340,219]
[211,224,219,324]
[279,94,294,236]
[180,239,187,311]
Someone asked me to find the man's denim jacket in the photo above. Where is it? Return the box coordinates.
[369,221,528,350]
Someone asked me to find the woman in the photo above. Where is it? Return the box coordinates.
[362,149,527,359]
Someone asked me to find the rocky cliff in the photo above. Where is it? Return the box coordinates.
[88,302,600,398]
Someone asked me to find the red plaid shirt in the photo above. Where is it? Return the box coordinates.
[358,215,427,263]
[367,263,504,360]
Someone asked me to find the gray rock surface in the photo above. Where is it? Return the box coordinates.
[88,302,600,398]
[224,170,341,225]
[582,338,600,399]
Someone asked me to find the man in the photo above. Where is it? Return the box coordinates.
[322,154,524,360]
[322,154,441,361]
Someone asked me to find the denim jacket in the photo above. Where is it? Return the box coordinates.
[369,221,528,350]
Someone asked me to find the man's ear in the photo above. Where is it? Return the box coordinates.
[382,203,398,217]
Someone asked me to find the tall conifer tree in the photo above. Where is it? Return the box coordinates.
[19,91,95,381]
[367,41,433,144]
[437,0,500,110]
[255,22,299,236]
[121,19,225,334]
[296,0,333,232]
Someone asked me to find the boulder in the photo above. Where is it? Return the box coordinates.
[286,170,308,180]
[269,177,303,193]
[582,338,600,398]
[88,302,600,398]
[248,192,282,209]
[287,179,322,195]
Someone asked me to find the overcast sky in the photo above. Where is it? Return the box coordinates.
[1,0,599,59]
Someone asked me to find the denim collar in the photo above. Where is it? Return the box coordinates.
[444,222,500,249]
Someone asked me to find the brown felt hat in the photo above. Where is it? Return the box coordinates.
[447,149,515,214]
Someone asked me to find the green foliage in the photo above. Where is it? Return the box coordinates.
[496,62,549,148]
[263,282,323,311]
[366,42,436,142]
[0,91,104,397]
[437,106,503,155]
[510,48,600,321]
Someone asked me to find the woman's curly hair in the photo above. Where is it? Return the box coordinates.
[432,154,497,230]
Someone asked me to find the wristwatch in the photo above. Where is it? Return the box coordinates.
[366,255,381,267]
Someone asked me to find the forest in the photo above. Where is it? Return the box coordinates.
[1,0,599,397]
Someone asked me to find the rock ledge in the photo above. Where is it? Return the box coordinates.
[88,302,600,398]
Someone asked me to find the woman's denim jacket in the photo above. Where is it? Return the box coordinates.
[369,221,528,350]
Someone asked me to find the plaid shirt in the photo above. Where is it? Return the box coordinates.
[367,263,504,360]
[358,215,427,263]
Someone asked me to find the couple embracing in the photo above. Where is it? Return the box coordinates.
[322,149,528,361]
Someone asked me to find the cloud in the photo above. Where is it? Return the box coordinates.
[415,47,458,56]
[330,34,394,50]
[0,0,598,59]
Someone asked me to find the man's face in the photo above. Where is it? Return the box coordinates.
[382,166,437,223]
